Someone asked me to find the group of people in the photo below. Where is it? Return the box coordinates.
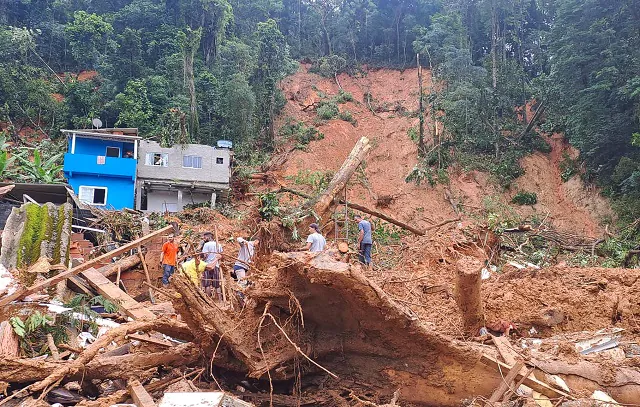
[304,214,373,268]
[159,232,260,301]
[158,214,374,297]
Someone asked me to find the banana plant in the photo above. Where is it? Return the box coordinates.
[14,149,64,183]
[0,133,15,179]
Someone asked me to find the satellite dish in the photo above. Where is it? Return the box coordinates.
[92,118,103,129]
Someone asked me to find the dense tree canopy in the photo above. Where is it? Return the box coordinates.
[0,0,638,214]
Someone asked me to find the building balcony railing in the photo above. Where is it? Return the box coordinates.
[63,153,137,179]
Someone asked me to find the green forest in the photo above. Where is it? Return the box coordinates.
[0,0,638,218]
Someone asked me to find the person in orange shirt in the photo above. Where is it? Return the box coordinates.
[160,234,179,286]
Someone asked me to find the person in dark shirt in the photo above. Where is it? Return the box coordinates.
[355,214,373,269]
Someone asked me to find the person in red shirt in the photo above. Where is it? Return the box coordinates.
[160,234,179,286]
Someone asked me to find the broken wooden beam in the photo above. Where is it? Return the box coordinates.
[138,246,155,304]
[128,380,156,407]
[0,225,172,307]
[480,354,572,400]
[81,268,156,320]
[488,360,525,403]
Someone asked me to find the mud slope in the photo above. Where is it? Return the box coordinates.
[275,64,612,237]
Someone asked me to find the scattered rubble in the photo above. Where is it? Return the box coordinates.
[0,124,638,407]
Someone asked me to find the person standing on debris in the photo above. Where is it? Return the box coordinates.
[355,214,373,269]
[202,232,223,299]
[305,223,326,252]
[160,234,179,286]
[234,237,259,283]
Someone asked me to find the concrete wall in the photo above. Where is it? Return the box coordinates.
[143,189,214,213]
[137,140,231,184]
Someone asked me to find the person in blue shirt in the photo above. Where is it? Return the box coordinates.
[354,214,373,269]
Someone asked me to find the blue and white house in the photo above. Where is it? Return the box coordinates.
[62,129,141,210]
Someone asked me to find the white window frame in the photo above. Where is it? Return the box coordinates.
[105,146,121,158]
[145,152,169,167]
[78,186,108,206]
[182,155,203,169]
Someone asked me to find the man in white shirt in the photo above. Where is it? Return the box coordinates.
[304,223,326,252]
[201,232,223,298]
[234,237,259,283]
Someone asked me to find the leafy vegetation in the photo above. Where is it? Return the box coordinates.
[511,192,538,206]
[279,118,324,149]
[0,0,637,239]
[287,170,333,193]
[258,192,281,221]
[316,101,339,120]
[9,295,118,357]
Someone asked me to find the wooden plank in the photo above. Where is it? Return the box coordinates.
[127,333,173,348]
[81,268,155,320]
[67,275,94,296]
[128,380,156,407]
[0,225,173,307]
[138,247,155,304]
[488,360,525,403]
[491,336,530,375]
[481,354,573,400]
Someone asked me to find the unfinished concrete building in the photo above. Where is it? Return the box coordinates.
[135,140,231,212]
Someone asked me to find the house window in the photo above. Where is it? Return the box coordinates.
[78,186,107,206]
[216,157,224,164]
[145,153,168,167]
[183,155,203,169]
[106,147,120,158]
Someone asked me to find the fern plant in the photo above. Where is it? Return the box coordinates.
[10,311,67,357]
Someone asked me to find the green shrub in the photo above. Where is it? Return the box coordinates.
[333,90,353,104]
[279,118,324,149]
[338,110,357,125]
[317,101,339,120]
[258,192,280,220]
[511,191,538,205]
[407,127,418,142]
[287,169,333,192]
[559,152,579,182]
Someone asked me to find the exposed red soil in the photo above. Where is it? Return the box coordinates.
[275,64,612,238]
[267,65,631,343]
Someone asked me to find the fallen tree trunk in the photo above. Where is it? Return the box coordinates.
[339,200,425,235]
[97,255,142,278]
[304,137,371,219]
[0,343,201,384]
[532,357,640,403]
[455,257,484,336]
[23,318,192,395]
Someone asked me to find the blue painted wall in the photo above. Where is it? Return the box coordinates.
[67,137,135,157]
[66,173,135,210]
[63,136,137,210]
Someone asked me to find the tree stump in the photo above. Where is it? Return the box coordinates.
[455,256,484,336]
